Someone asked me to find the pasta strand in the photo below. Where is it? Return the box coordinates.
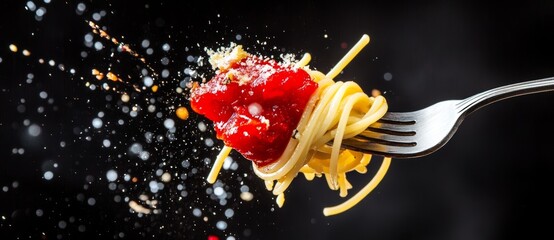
[205,34,392,216]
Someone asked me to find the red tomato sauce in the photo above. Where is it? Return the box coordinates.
[190,56,318,166]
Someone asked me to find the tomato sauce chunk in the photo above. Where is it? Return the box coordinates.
[190,54,318,167]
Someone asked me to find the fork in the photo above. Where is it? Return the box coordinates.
[340,76,554,158]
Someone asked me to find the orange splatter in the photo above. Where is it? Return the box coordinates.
[106,72,119,81]
[371,89,381,97]
[176,107,189,120]
[92,69,104,80]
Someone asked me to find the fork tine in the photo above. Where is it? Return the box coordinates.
[340,138,416,158]
[380,111,418,122]
[340,111,419,157]
[369,121,416,133]
[355,128,417,146]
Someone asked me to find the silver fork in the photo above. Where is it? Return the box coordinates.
[341,76,554,158]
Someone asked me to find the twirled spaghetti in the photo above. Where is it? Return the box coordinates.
[191,34,392,216]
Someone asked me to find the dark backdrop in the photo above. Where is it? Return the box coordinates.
[1,1,554,240]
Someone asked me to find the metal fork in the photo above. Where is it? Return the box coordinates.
[340,76,554,158]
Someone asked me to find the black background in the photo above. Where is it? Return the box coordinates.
[1,1,554,240]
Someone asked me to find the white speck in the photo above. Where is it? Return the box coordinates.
[248,102,262,116]
[216,220,227,230]
[224,209,234,218]
[162,43,170,51]
[181,160,190,168]
[102,139,111,147]
[143,76,153,87]
[139,151,150,161]
[35,7,46,17]
[39,91,48,99]
[240,185,249,192]
[384,72,393,81]
[36,209,43,217]
[58,220,67,229]
[76,3,86,12]
[28,124,41,137]
[84,33,93,43]
[223,157,233,170]
[92,12,101,21]
[192,208,202,217]
[17,105,26,113]
[106,169,118,182]
[198,122,207,132]
[94,41,103,51]
[43,171,53,180]
[87,198,96,206]
[92,118,103,128]
[230,162,238,170]
[141,39,150,48]
[26,1,36,11]
[205,138,214,147]
[163,119,175,129]
[161,69,169,78]
[129,143,143,154]
[214,187,224,196]
[149,181,159,193]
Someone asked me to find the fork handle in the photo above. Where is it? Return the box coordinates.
[456,76,554,115]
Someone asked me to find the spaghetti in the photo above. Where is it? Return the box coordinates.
[190,34,392,216]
